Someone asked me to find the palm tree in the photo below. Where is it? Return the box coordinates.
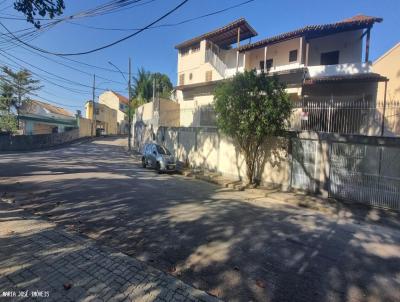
[132,68,153,102]
[132,68,173,102]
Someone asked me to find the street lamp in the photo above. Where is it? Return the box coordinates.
[108,60,132,151]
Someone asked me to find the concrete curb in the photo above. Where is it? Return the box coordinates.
[126,149,342,216]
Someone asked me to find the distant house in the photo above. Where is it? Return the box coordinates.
[19,100,76,135]
[373,42,400,101]
[373,42,400,135]
[99,90,129,134]
[85,101,118,135]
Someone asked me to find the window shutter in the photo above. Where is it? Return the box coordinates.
[205,70,212,82]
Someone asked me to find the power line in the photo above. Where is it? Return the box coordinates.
[0,0,155,22]
[0,0,189,56]
[0,72,83,109]
[65,0,256,32]
[0,0,256,75]
[0,54,92,94]
[0,33,132,79]
[0,49,123,92]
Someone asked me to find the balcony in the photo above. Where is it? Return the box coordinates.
[306,62,372,78]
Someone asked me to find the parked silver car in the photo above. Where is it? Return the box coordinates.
[141,143,176,173]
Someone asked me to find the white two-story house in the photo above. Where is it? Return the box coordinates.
[174,15,387,129]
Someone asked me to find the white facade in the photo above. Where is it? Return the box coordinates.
[174,17,382,127]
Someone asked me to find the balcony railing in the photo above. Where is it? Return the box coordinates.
[205,48,227,78]
[306,62,372,78]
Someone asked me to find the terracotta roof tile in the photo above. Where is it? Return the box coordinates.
[111,91,129,105]
[239,15,383,52]
[175,18,257,49]
[304,73,388,85]
[24,100,74,117]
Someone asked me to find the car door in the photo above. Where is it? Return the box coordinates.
[148,144,157,168]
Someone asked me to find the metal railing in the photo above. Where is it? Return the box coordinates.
[205,48,227,78]
[290,96,400,137]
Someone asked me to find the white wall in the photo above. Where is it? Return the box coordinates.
[308,30,363,65]
[245,37,303,71]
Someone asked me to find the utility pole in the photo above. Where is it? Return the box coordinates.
[128,58,132,151]
[152,77,156,103]
[92,74,96,137]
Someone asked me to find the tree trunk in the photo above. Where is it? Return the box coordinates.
[244,150,255,185]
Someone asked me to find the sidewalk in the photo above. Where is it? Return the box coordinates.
[0,203,219,302]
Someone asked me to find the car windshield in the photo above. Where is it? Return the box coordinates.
[156,145,171,155]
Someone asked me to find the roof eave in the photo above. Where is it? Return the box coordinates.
[175,18,257,50]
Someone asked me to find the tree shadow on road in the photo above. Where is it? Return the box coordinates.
[1,140,400,302]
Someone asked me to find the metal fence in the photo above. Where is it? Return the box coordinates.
[290,137,400,211]
[290,96,400,137]
[329,142,400,210]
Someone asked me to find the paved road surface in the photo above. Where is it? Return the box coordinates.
[1,138,400,302]
[0,202,219,302]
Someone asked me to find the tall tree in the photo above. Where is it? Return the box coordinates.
[0,67,42,120]
[213,70,292,185]
[132,68,173,102]
[13,0,65,28]
[0,113,18,134]
[152,72,173,99]
[132,68,153,102]
[0,83,15,113]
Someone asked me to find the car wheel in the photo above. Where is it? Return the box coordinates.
[142,157,146,168]
[156,162,162,174]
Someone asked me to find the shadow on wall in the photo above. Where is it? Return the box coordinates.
[1,141,400,301]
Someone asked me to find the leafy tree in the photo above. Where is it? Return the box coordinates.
[133,68,153,102]
[13,0,65,28]
[213,70,292,185]
[0,83,15,113]
[132,68,173,102]
[0,113,18,134]
[152,72,173,99]
[127,97,145,120]
[0,67,42,120]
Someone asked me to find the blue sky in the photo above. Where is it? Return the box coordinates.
[0,0,399,113]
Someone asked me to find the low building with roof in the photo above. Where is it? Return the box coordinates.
[19,100,77,135]
[373,42,400,101]
[99,90,129,134]
[85,100,118,135]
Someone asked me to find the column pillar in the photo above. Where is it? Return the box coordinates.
[263,46,268,71]
[305,42,310,67]
[236,27,241,73]
[365,28,371,62]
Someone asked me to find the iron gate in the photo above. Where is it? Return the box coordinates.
[291,139,317,192]
[329,142,400,210]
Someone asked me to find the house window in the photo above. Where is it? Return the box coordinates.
[205,70,212,82]
[119,103,126,111]
[289,49,298,62]
[259,59,273,71]
[320,51,339,65]
[179,74,185,85]
[189,73,193,80]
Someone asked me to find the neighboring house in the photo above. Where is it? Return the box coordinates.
[372,42,400,136]
[373,42,400,101]
[19,100,76,135]
[174,15,386,129]
[85,101,118,135]
[132,97,180,148]
[99,90,129,134]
